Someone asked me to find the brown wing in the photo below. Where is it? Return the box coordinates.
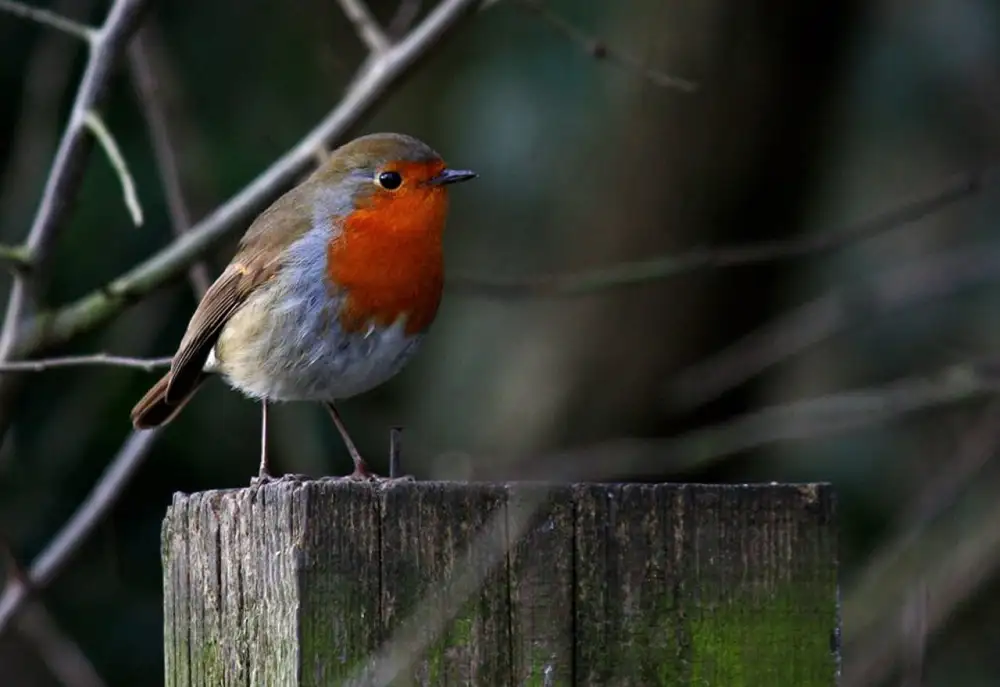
[164,262,259,403]
[163,179,317,403]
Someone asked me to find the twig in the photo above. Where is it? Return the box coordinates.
[0,0,149,425]
[387,0,421,39]
[0,0,482,645]
[0,0,95,266]
[478,360,1000,482]
[0,244,31,271]
[842,480,1000,686]
[17,604,109,687]
[0,0,95,41]
[82,111,144,226]
[517,0,697,92]
[127,23,213,295]
[336,0,391,53]
[667,235,1000,411]
[9,0,482,358]
[449,172,981,297]
[0,428,161,635]
[0,353,171,372]
[0,538,109,687]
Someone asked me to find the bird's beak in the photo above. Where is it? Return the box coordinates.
[425,168,478,186]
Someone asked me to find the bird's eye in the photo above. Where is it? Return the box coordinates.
[377,171,403,190]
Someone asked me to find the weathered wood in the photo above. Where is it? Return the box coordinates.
[162,481,838,686]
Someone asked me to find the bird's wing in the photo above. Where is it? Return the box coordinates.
[164,260,268,403]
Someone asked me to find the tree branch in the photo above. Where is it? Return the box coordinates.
[82,111,144,226]
[0,0,483,641]
[8,0,481,359]
[336,0,391,54]
[127,22,213,295]
[0,353,170,372]
[0,428,161,635]
[666,238,1000,412]
[479,359,1000,482]
[0,0,95,42]
[448,171,981,297]
[517,0,697,92]
[0,244,31,272]
[0,0,149,360]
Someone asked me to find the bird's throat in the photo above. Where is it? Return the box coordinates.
[327,195,447,336]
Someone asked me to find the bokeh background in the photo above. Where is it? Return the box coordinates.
[2,0,1000,684]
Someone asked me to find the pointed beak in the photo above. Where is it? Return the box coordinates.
[425,168,478,186]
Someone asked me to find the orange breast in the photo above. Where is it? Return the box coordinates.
[326,171,448,336]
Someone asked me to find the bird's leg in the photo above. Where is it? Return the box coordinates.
[322,403,415,482]
[249,402,309,486]
[323,402,379,479]
[250,401,273,486]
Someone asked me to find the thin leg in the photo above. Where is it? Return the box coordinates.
[257,401,271,481]
[324,402,378,479]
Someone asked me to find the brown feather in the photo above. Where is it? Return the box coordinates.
[162,187,313,404]
[131,370,209,428]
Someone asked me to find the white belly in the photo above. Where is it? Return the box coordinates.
[210,279,424,403]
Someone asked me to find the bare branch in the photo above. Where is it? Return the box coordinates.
[518,0,697,92]
[0,353,171,372]
[0,0,149,363]
[387,0,422,39]
[0,0,95,42]
[0,0,483,643]
[667,238,1000,412]
[83,111,144,226]
[336,0,391,53]
[478,360,1000,482]
[0,244,31,272]
[0,0,96,246]
[9,0,482,358]
[127,24,213,295]
[0,428,161,635]
[17,603,109,687]
[449,172,981,297]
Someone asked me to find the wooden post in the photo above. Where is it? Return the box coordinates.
[162,481,838,686]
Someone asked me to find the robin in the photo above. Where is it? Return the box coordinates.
[130,132,477,483]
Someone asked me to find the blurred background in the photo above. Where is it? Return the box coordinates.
[1,0,999,684]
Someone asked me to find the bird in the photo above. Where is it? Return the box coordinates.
[130,132,477,483]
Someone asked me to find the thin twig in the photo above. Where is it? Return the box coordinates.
[517,0,697,92]
[668,235,1000,412]
[478,360,1000,482]
[0,244,31,271]
[387,0,421,39]
[0,0,95,41]
[0,0,95,260]
[842,479,1000,686]
[0,0,482,643]
[0,0,150,434]
[83,110,144,226]
[449,172,982,297]
[9,0,482,358]
[127,23,213,295]
[0,539,108,687]
[336,0,391,53]
[0,353,171,372]
[0,428,161,635]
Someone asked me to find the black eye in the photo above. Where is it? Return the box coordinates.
[377,171,403,190]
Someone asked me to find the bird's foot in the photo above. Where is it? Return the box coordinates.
[321,459,415,484]
[249,471,310,487]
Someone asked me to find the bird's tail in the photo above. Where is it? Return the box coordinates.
[130,370,208,429]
